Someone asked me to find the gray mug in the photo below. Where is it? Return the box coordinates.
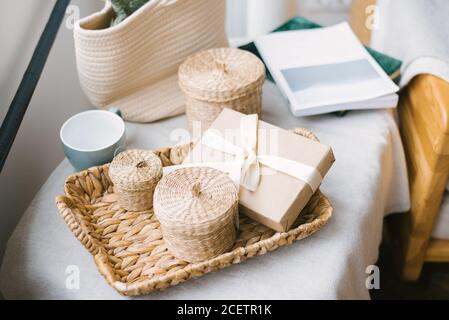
[60,108,126,171]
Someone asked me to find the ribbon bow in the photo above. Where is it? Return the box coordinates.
[169,114,323,193]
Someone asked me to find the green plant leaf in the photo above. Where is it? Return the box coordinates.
[128,0,151,13]
[110,0,150,26]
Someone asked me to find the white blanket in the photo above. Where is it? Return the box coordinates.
[0,82,410,299]
[371,0,449,87]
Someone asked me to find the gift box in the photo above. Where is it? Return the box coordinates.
[182,108,335,232]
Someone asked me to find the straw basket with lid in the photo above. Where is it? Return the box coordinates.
[109,149,162,211]
[153,167,238,262]
[178,47,266,131]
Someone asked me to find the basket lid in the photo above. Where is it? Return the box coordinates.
[178,48,265,102]
[109,149,162,190]
[154,167,238,231]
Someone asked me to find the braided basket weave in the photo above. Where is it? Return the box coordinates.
[154,167,238,262]
[55,128,332,296]
[109,149,162,211]
[179,48,266,131]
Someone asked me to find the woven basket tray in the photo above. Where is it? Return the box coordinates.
[55,128,333,296]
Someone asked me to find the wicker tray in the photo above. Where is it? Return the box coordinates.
[55,128,333,296]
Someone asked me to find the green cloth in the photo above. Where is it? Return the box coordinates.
[239,16,402,83]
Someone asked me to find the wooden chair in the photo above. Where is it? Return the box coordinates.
[350,0,449,281]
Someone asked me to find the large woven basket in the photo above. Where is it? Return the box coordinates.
[74,0,228,123]
[179,48,266,131]
[55,128,333,296]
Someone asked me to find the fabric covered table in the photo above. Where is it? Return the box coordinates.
[0,82,410,299]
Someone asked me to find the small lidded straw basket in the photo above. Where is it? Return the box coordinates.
[178,47,266,131]
[153,167,238,262]
[109,149,162,211]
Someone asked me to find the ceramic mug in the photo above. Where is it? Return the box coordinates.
[60,108,125,171]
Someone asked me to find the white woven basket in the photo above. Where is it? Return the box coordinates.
[74,0,228,123]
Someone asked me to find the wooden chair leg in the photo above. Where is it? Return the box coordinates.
[350,1,449,282]
[387,214,429,281]
[392,75,449,281]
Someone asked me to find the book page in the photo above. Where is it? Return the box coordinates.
[255,22,399,114]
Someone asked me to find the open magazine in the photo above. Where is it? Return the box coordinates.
[255,22,399,116]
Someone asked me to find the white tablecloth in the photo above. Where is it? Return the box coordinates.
[0,82,410,299]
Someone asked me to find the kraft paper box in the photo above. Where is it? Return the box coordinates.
[183,108,335,232]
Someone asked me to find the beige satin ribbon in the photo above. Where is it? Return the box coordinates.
[164,114,323,193]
